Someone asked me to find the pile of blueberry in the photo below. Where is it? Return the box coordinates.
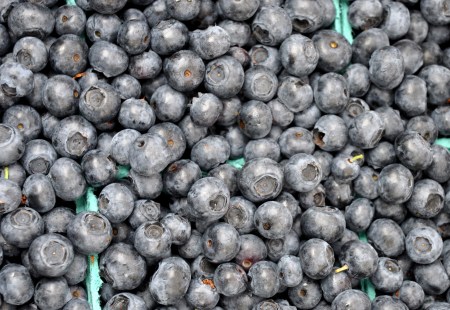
[0,0,450,309]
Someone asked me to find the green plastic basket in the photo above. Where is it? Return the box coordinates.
[66,0,450,308]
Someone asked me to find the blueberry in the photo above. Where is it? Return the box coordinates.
[143,0,169,27]
[366,142,397,170]
[345,198,375,232]
[237,100,272,139]
[288,276,322,309]
[426,145,450,183]
[313,30,352,73]
[64,253,87,286]
[219,20,252,47]
[218,0,260,21]
[406,116,438,144]
[133,221,171,259]
[406,10,429,43]
[99,242,147,290]
[395,76,427,117]
[254,201,292,240]
[223,197,256,234]
[185,277,219,309]
[244,138,280,163]
[150,257,191,306]
[406,227,443,264]
[48,157,87,201]
[112,74,141,100]
[204,56,245,98]
[129,133,172,176]
[79,82,121,125]
[190,93,223,127]
[0,264,34,305]
[248,260,280,298]
[34,277,71,310]
[266,229,300,262]
[202,222,240,263]
[303,207,345,244]
[42,74,80,118]
[242,65,278,102]
[312,115,348,152]
[348,0,383,30]
[63,299,91,310]
[415,260,450,295]
[81,149,117,187]
[160,213,191,246]
[238,158,283,202]
[395,131,433,171]
[234,233,267,270]
[353,166,379,200]
[90,0,126,14]
[214,262,248,297]
[348,111,385,149]
[339,240,379,279]
[22,173,55,213]
[109,129,140,166]
[164,50,205,92]
[98,183,135,224]
[1,207,44,248]
[250,44,283,73]
[324,176,354,208]
[432,106,450,136]
[376,107,405,143]
[27,233,74,278]
[331,154,362,182]
[369,257,403,294]
[86,13,122,43]
[67,211,112,255]
[191,127,231,162]
[314,73,349,114]
[379,1,410,40]
[163,160,201,198]
[0,24,11,57]
[190,26,230,61]
[352,28,390,66]
[150,19,188,56]
[320,267,352,303]
[126,169,163,200]
[284,153,322,193]
[49,34,88,77]
[406,179,445,219]
[117,20,150,56]
[52,116,97,160]
[88,41,129,78]
[166,0,201,21]
[252,6,292,46]
[419,65,450,106]
[331,289,371,310]
[105,293,146,310]
[0,62,34,98]
[299,238,334,280]
[368,218,405,257]
[12,37,47,73]
[279,34,319,77]
[397,280,425,310]
[372,296,408,310]
[42,207,74,234]
[178,229,202,259]
[7,3,54,40]
[54,5,86,36]
[298,184,326,210]
[420,0,450,26]
[284,0,324,33]
[150,84,188,122]
[277,76,313,114]
[128,51,162,80]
